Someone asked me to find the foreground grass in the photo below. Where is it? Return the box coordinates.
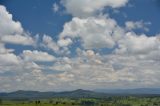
[1,97,160,106]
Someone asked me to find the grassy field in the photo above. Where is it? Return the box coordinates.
[0,97,160,106]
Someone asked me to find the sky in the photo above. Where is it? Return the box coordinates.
[0,0,160,92]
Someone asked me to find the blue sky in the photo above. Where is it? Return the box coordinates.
[0,0,160,92]
[1,0,160,36]
[0,0,71,36]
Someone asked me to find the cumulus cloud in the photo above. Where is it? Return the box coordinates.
[1,34,35,45]
[60,16,124,49]
[125,21,151,31]
[41,35,72,55]
[57,9,160,89]
[1,47,160,91]
[1,1,160,91]
[62,0,129,17]
[21,50,56,62]
[0,5,23,36]
[0,53,20,65]
[42,35,59,52]
[0,5,35,46]
[57,38,72,47]
[51,63,72,72]
[116,32,160,54]
[36,48,159,90]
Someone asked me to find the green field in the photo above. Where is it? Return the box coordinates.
[1,97,160,106]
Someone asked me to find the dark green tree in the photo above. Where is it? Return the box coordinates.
[0,99,2,105]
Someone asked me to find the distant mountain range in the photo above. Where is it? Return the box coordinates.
[0,89,106,100]
[0,88,160,100]
[95,88,160,94]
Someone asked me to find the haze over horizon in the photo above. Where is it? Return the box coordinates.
[0,0,160,92]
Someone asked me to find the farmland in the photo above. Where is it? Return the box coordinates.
[1,96,160,106]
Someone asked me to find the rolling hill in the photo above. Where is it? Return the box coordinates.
[0,88,160,100]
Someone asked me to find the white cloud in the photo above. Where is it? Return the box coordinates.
[0,53,20,65]
[52,3,59,12]
[42,35,72,56]
[42,35,59,52]
[1,2,160,91]
[1,45,160,91]
[57,38,72,47]
[0,5,23,36]
[21,50,56,62]
[116,32,160,54]
[125,21,151,31]
[0,5,35,46]
[1,34,35,45]
[60,16,124,49]
[62,0,129,17]
[51,63,72,71]
[37,49,159,90]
